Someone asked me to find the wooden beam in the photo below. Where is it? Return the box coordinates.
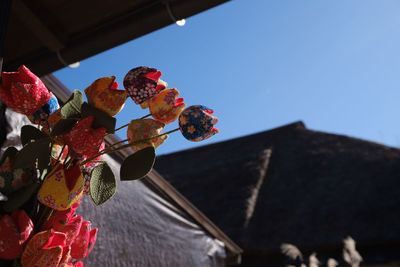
[13,0,64,52]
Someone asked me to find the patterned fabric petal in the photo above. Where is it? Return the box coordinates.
[44,198,81,230]
[37,164,84,211]
[28,92,60,124]
[127,119,168,152]
[21,230,66,267]
[0,210,33,260]
[179,105,219,142]
[0,65,51,116]
[63,116,106,159]
[0,156,34,196]
[149,88,186,124]
[84,76,128,116]
[123,66,166,104]
[70,221,98,259]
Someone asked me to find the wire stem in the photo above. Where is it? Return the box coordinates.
[80,128,179,166]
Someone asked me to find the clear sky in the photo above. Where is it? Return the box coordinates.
[54,0,400,155]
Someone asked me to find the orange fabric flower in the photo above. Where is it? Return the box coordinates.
[127,119,168,152]
[0,65,51,116]
[0,210,33,260]
[21,230,66,267]
[84,76,128,116]
[149,88,186,124]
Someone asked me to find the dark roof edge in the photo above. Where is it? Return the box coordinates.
[42,74,243,265]
[7,0,230,76]
[157,121,306,158]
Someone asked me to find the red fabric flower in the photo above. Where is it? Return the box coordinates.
[44,199,81,230]
[63,116,106,158]
[0,210,33,260]
[0,65,51,116]
[70,221,98,259]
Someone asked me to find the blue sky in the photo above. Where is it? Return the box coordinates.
[54,0,400,155]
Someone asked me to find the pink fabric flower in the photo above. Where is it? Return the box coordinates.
[63,116,106,158]
[149,88,186,124]
[0,210,33,260]
[0,65,51,116]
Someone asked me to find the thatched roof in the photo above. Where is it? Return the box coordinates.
[154,122,400,253]
[3,0,229,76]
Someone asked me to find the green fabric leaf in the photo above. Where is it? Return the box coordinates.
[12,138,51,170]
[51,118,78,137]
[1,182,39,212]
[21,125,48,146]
[0,147,18,166]
[37,140,52,171]
[90,163,116,205]
[120,147,155,181]
[81,103,116,133]
[61,90,84,119]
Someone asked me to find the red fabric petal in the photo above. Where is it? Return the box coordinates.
[110,81,119,90]
[41,231,66,250]
[0,215,22,259]
[142,71,162,81]
[70,221,97,259]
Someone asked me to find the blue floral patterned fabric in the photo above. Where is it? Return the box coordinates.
[179,105,219,142]
[31,92,59,123]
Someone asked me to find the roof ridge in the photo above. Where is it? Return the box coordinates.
[157,121,306,158]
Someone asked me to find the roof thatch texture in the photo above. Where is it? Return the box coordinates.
[154,122,400,252]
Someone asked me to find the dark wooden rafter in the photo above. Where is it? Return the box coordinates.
[12,0,64,52]
[4,0,230,76]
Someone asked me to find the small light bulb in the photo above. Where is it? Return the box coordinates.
[68,62,80,69]
[176,19,186,26]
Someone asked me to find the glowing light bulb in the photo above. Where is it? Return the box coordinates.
[176,19,186,26]
[68,62,80,69]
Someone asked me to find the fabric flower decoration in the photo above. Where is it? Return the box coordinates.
[0,210,33,260]
[21,229,67,267]
[44,200,81,230]
[37,163,84,211]
[28,92,60,124]
[63,116,106,159]
[127,119,168,152]
[41,108,63,137]
[139,79,167,109]
[149,88,186,124]
[0,155,34,196]
[84,76,128,116]
[70,220,98,259]
[179,105,219,142]
[0,65,51,116]
[123,66,167,104]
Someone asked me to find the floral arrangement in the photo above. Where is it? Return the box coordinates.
[0,65,219,266]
